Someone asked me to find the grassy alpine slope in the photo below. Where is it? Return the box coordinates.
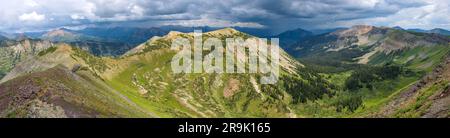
[292,25,450,117]
[0,28,312,117]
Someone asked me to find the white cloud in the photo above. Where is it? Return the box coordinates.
[329,0,450,30]
[18,11,45,22]
[71,14,86,20]
[25,0,39,7]
[130,5,144,17]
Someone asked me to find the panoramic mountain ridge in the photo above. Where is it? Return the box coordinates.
[1,0,450,120]
[0,26,449,118]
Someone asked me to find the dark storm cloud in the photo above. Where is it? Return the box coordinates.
[0,0,446,33]
[237,0,427,21]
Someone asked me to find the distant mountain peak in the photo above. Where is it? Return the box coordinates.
[205,27,240,36]
[333,25,374,37]
[428,28,450,35]
[430,28,446,31]
[274,28,313,49]
[351,25,373,29]
[276,28,312,36]
[15,33,30,41]
[393,26,404,30]
[0,35,7,41]
[58,27,72,31]
[43,28,75,38]
[408,28,450,36]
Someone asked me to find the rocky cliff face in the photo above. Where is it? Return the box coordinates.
[0,39,54,79]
